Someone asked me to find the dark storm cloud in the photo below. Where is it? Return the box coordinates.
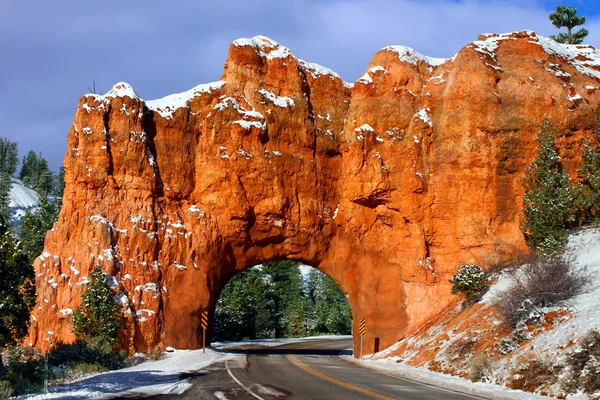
[1,0,598,171]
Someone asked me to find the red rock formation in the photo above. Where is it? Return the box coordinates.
[29,31,600,355]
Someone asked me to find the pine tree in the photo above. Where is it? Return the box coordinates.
[0,224,35,349]
[72,266,121,347]
[52,167,65,200]
[550,5,589,44]
[18,151,37,185]
[580,115,600,221]
[19,152,53,196]
[261,261,306,338]
[0,139,18,223]
[212,267,271,341]
[306,270,351,335]
[521,118,585,254]
[19,197,59,264]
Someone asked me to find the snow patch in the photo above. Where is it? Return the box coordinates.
[257,89,294,108]
[414,108,432,127]
[146,81,225,120]
[233,35,293,60]
[382,45,447,67]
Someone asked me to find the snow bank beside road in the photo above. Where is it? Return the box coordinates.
[20,349,235,399]
[347,357,552,400]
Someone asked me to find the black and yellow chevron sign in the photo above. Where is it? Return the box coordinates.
[201,311,209,330]
[358,318,366,336]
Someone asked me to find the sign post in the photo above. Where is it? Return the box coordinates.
[201,311,209,354]
[358,318,366,359]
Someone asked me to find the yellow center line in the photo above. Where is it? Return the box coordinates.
[287,345,395,400]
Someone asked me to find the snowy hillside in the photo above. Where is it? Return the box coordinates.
[369,226,600,399]
[9,177,39,220]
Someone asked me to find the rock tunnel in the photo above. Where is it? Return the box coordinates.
[28,32,600,355]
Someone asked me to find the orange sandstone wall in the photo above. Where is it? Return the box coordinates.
[30,31,600,355]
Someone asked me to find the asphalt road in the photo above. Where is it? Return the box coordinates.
[149,337,486,400]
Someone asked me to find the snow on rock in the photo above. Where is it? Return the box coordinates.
[468,34,515,60]
[257,89,295,108]
[9,177,39,221]
[382,45,447,67]
[299,60,341,80]
[146,81,225,120]
[104,82,140,99]
[232,35,293,60]
[414,108,433,127]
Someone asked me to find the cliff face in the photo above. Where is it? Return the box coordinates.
[30,31,600,354]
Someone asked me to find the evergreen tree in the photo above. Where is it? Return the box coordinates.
[0,139,18,178]
[0,224,35,349]
[19,197,59,264]
[580,115,600,221]
[550,5,589,44]
[0,139,18,223]
[19,152,53,196]
[261,261,305,338]
[72,266,121,347]
[18,151,37,184]
[306,270,351,335]
[521,118,585,254]
[212,262,352,341]
[212,267,271,341]
[52,167,65,200]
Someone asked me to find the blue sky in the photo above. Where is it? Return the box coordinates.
[1,0,599,171]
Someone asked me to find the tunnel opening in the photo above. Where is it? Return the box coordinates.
[210,260,353,344]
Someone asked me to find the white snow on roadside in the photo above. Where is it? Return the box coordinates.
[20,349,234,399]
[366,226,600,399]
[346,357,552,400]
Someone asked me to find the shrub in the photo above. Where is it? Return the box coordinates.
[148,348,162,361]
[450,264,488,302]
[49,339,126,371]
[563,330,600,396]
[62,362,106,382]
[498,254,590,327]
[469,354,493,382]
[508,358,556,392]
[1,346,44,395]
[0,381,12,400]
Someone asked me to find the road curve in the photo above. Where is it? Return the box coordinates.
[149,337,487,400]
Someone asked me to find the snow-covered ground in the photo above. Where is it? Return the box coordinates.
[9,177,39,220]
[346,357,552,400]
[20,348,235,399]
[18,336,348,399]
[364,225,600,399]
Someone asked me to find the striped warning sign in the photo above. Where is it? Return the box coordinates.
[201,311,209,330]
[358,318,366,336]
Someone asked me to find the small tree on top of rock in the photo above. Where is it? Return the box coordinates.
[521,118,585,254]
[73,266,120,348]
[550,5,589,44]
[450,264,488,302]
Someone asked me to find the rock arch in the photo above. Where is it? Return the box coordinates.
[29,32,600,355]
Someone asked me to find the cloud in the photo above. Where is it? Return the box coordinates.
[0,0,598,171]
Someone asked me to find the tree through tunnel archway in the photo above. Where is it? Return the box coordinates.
[211,261,352,343]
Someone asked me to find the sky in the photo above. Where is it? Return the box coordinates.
[1,0,600,172]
